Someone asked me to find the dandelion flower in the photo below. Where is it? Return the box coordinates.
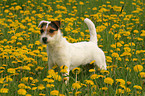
[116,89,124,94]
[133,85,142,90]
[89,69,95,72]
[133,65,143,72]
[126,81,131,86]
[100,87,108,91]
[46,84,54,88]
[100,70,109,75]
[32,87,37,90]
[72,82,81,89]
[39,93,45,96]
[0,88,9,93]
[38,84,45,90]
[0,78,5,84]
[7,68,16,74]
[17,89,27,95]
[139,72,145,78]
[18,83,26,89]
[85,80,94,85]
[50,90,59,95]
[60,65,68,73]
[35,66,44,71]
[90,74,98,79]
[116,79,125,85]
[90,60,95,64]
[125,87,131,93]
[111,52,119,58]
[72,67,81,74]
[75,91,82,95]
[104,77,114,85]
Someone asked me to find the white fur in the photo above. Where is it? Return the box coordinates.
[39,18,107,82]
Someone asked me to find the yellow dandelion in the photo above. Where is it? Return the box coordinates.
[48,69,56,76]
[75,91,82,95]
[89,69,95,72]
[60,69,68,73]
[39,93,45,96]
[54,75,62,81]
[35,66,44,71]
[26,94,32,96]
[4,9,9,13]
[5,77,13,82]
[46,84,54,88]
[72,82,81,89]
[17,89,27,95]
[133,30,139,33]
[59,94,65,96]
[116,79,125,85]
[7,68,16,74]
[18,83,26,89]
[133,85,142,90]
[116,89,124,94]
[72,67,81,74]
[60,65,68,73]
[20,66,31,71]
[79,1,84,5]
[126,81,131,86]
[133,65,143,72]
[85,80,94,85]
[0,88,9,93]
[32,87,37,90]
[125,87,131,93]
[50,90,59,95]
[21,77,29,83]
[90,60,95,64]
[100,87,108,91]
[139,72,145,78]
[100,70,109,75]
[90,74,98,79]
[111,52,119,58]
[38,84,45,90]
[104,77,114,85]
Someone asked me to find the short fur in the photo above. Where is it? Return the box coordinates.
[38,18,107,82]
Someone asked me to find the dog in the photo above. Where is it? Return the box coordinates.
[38,18,107,82]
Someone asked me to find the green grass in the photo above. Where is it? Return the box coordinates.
[0,0,145,96]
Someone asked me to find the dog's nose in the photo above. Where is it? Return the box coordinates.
[42,37,47,43]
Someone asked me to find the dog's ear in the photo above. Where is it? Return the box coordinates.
[51,21,61,29]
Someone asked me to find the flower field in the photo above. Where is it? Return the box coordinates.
[0,0,145,96]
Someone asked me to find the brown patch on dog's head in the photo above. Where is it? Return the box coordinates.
[50,21,61,30]
[39,21,61,37]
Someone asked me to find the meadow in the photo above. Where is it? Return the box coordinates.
[0,0,145,96]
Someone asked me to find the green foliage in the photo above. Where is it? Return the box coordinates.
[0,0,145,96]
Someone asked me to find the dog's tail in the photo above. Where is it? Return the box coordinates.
[84,18,97,45]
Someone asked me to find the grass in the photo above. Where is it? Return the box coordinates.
[0,0,145,96]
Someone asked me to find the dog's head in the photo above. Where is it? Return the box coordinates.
[38,20,61,44]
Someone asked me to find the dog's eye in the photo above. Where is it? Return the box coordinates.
[40,29,44,34]
[49,29,55,33]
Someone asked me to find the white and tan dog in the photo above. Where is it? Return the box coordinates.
[38,18,107,81]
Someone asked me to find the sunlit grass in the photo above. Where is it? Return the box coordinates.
[0,0,145,96]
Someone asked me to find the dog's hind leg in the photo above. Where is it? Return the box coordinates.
[94,52,107,70]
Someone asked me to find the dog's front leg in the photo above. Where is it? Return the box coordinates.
[64,67,70,84]
[48,58,53,70]
[47,45,54,70]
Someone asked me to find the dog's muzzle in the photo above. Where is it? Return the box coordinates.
[42,37,48,44]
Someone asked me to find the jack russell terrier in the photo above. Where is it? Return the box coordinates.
[38,18,107,82]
